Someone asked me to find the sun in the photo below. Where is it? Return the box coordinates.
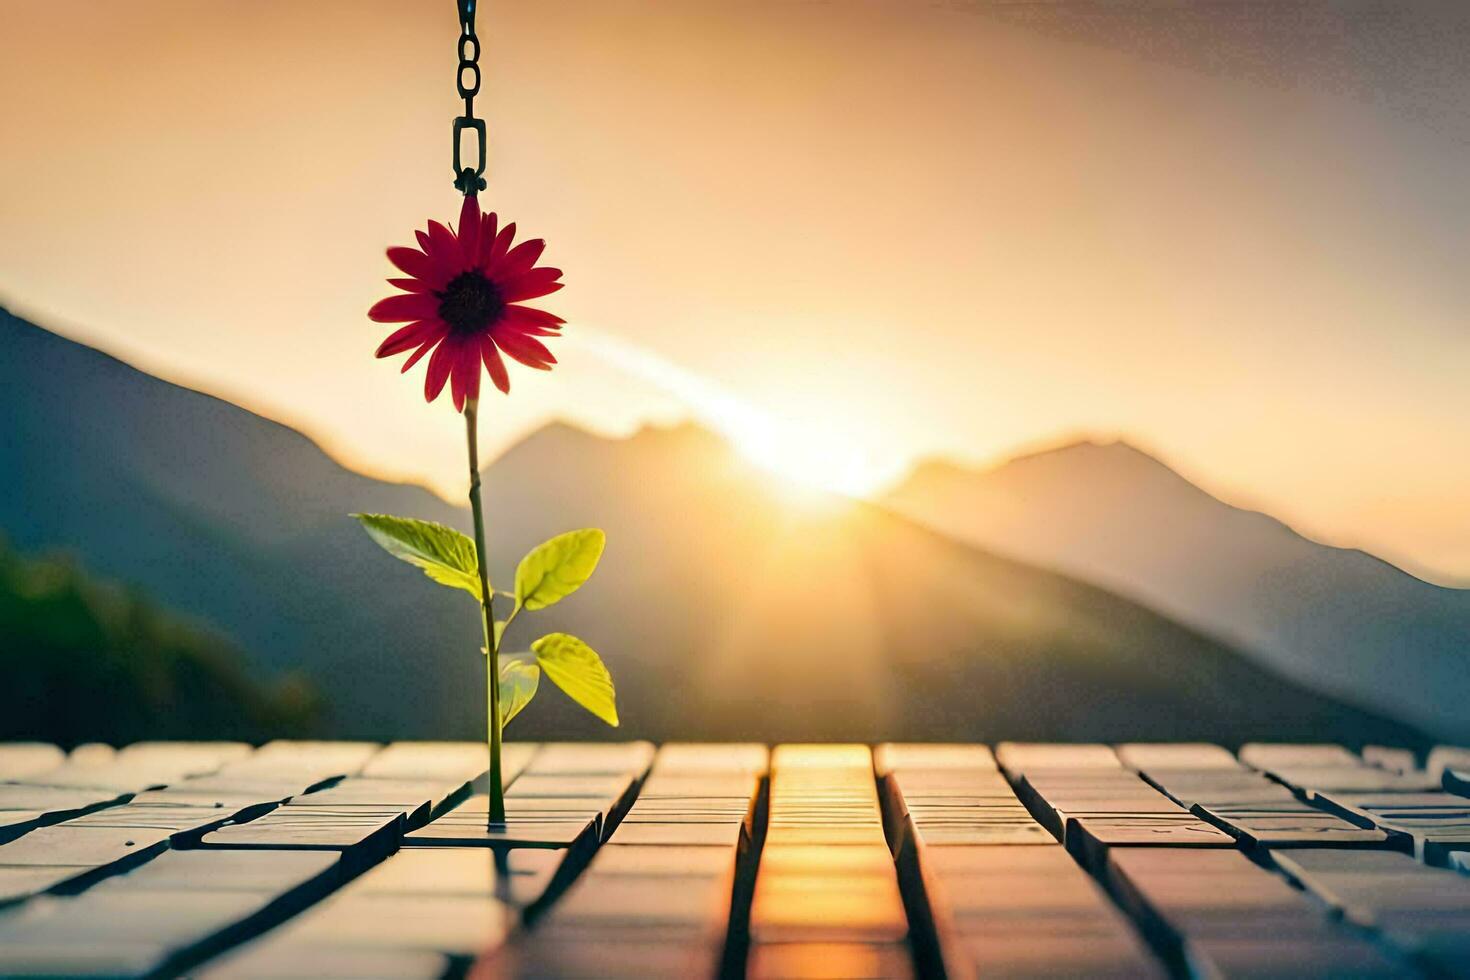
[570,326,904,499]
[731,424,898,499]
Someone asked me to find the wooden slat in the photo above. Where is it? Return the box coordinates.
[198,947,448,979]
[0,866,95,907]
[196,807,406,857]
[1363,747,1420,775]
[1127,764,1393,851]
[92,848,341,895]
[1140,769,1298,809]
[0,888,285,977]
[67,744,116,766]
[199,850,566,974]
[879,744,1162,980]
[874,743,997,774]
[284,776,472,820]
[1194,801,1400,850]
[244,892,513,958]
[117,741,252,768]
[405,741,651,849]
[403,740,654,852]
[491,743,765,978]
[253,741,382,773]
[1268,766,1440,794]
[360,740,525,782]
[528,741,656,776]
[0,785,129,844]
[473,743,758,975]
[1314,791,1470,866]
[0,743,66,782]
[995,742,1121,774]
[1115,743,1244,771]
[405,795,603,849]
[0,746,349,910]
[1428,746,1470,781]
[1239,744,1363,769]
[1106,848,1412,978]
[1239,743,1443,797]
[747,745,913,978]
[1271,847,1470,975]
[653,742,768,775]
[5,742,250,800]
[0,825,174,870]
[930,846,1164,980]
[1013,766,1234,870]
[885,768,1053,847]
[187,744,375,796]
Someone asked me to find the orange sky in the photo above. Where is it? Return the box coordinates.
[2,1,1467,584]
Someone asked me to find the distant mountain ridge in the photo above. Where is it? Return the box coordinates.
[0,308,1430,746]
[0,307,472,736]
[885,438,1470,741]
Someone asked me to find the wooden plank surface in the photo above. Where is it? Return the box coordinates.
[1,741,1460,979]
[1314,791,1470,866]
[493,743,765,978]
[0,743,66,781]
[1106,848,1413,978]
[880,744,1161,980]
[746,745,913,978]
[1271,847,1470,976]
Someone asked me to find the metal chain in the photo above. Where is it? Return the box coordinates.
[452,0,486,195]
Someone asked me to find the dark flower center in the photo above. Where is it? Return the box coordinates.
[437,270,504,336]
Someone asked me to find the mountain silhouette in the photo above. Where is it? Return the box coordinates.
[1,307,470,736]
[0,537,318,745]
[0,309,1428,746]
[885,439,1470,741]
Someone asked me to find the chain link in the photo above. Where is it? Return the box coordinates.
[453,0,486,194]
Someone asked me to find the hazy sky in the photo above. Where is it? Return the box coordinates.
[2,0,1468,584]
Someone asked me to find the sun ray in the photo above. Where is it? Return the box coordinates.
[570,327,903,498]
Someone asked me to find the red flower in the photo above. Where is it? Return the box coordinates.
[369,195,564,410]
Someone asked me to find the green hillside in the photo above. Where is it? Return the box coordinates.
[0,538,318,744]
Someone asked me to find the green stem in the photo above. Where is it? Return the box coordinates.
[464,399,505,825]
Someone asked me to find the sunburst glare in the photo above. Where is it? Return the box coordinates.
[571,328,901,498]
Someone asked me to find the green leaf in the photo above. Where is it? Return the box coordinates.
[532,633,618,727]
[498,656,539,728]
[353,514,483,599]
[514,529,605,611]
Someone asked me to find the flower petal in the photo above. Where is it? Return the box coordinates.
[387,246,434,280]
[387,277,433,293]
[504,304,566,328]
[424,338,458,402]
[476,212,500,265]
[427,220,457,259]
[483,221,516,268]
[481,336,510,394]
[457,194,481,265]
[500,309,563,337]
[450,340,480,412]
[464,344,483,403]
[401,337,439,373]
[494,329,556,369]
[375,319,435,357]
[368,293,439,323]
[498,239,546,278]
[415,229,431,251]
[501,273,565,303]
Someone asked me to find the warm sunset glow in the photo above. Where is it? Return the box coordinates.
[2,2,1467,583]
[573,328,900,498]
